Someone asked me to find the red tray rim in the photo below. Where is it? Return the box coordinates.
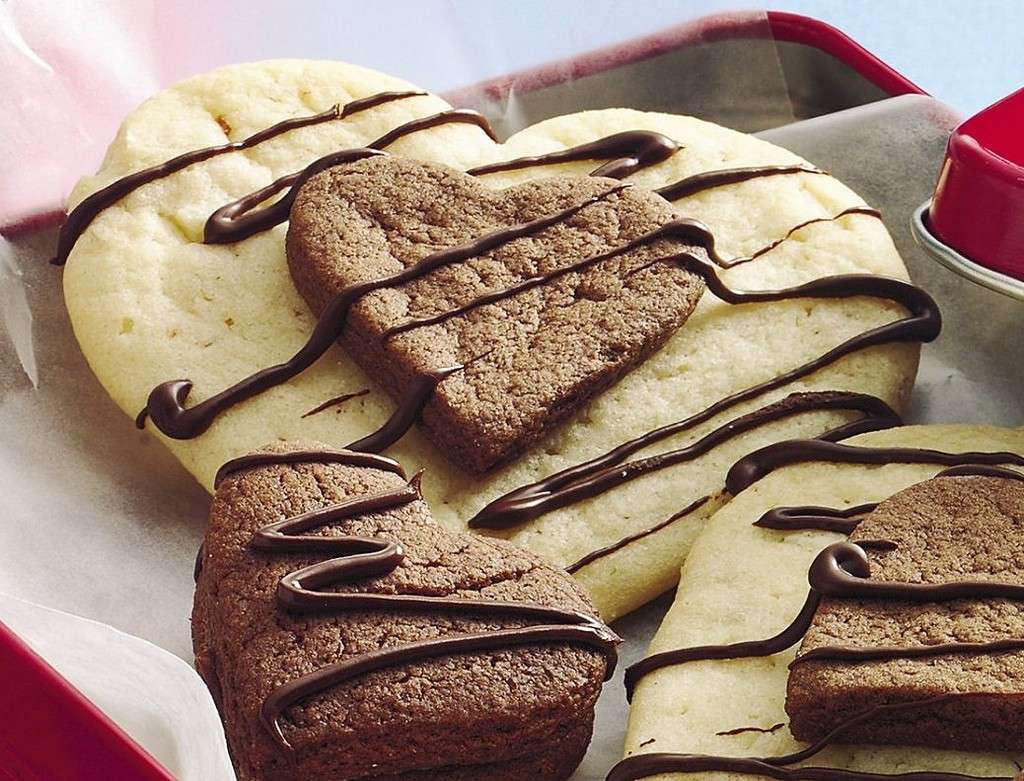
[0,619,175,780]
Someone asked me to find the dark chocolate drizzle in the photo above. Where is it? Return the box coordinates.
[752,466,1024,664]
[607,697,1013,781]
[754,503,878,534]
[345,366,462,453]
[233,451,618,751]
[112,99,911,483]
[727,441,1024,496]
[471,398,903,532]
[381,208,881,340]
[214,448,405,488]
[714,206,882,270]
[789,637,1024,668]
[810,540,1024,602]
[565,495,711,574]
[934,464,1024,481]
[203,108,498,245]
[201,148,383,245]
[51,90,425,265]
[465,229,936,531]
[655,163,826,202]
[467,130,680,179]
[716,722,786,737]
[193,543,204,583]
[301,389,370,418]
[616,541,1024,780]
[612,447,1024,780]
[623,588,822,700]
[139,186,627,441]
[597,208,879,273]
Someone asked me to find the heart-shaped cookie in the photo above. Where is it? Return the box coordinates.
[192,442,615,780]
[285,156,705,473]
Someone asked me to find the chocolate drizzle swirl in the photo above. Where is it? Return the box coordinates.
[601,207,879,272]
[810,540,1024,602]
[384,208,882,341]
[755,473,1024,545]
[202,147,385,244]
[139,186,628,441]
[345,366,462,453]
[221,450,618,751]
[606,697,1012,781]
[716,722,785,737]
[655,163,826,201]
[727,441,1024,496]
[82,92,910,478]
[627,461,1024,693]
[752,465,1024,666]
[717,206,882,269]
[51,90,425,265]
[754,503,878,534]
[214,448,405,488]
[203,109,498,244]
[467,215,942,529]
[789,637,1024,668]
[467,130,680,179]
[934,464,1024,481]
[472,392,900,531]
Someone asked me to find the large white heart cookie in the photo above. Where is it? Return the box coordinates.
[62,59,921,621]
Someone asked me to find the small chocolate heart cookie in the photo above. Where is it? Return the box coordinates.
[286,155,705,473]
[192,442,617,781]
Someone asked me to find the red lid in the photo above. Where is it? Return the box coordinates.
[0,621,175,781]
[929,87,1024,280]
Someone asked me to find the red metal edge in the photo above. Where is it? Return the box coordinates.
[1,208,66,239]
[929,86,1024,280]
[767,11,924,97]
[0,620,175,781]
[444,10,925,107]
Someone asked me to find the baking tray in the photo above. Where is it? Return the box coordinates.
[2,11,1015,781]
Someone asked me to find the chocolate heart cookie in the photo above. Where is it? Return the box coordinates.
[285,155,705,473]
[788,467,1024,751]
